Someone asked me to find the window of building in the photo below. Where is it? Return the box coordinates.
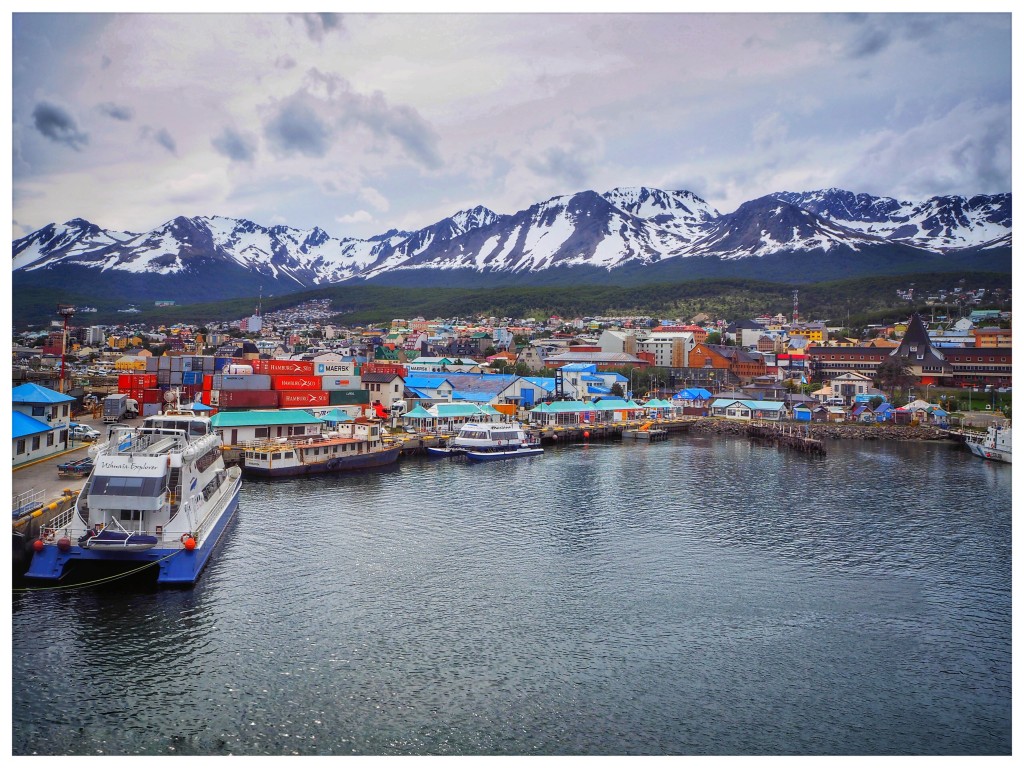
[16,440,25,454]
[31,436,40,451]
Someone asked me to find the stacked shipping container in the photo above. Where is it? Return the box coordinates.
[112,355,372,413]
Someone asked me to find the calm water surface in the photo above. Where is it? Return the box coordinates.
[11,434,1012,755]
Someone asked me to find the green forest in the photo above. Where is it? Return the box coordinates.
[14,271,1011,332]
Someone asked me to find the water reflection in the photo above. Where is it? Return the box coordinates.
[12,434,1010,756]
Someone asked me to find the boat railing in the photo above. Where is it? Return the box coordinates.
[46,503,80,536]
[240,432,390,453]
[105,429,189,457]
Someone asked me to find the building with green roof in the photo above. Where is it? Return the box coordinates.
[210,409,324,446]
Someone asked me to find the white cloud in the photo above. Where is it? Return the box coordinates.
[336,210,373,225]
[11,12,1012,239]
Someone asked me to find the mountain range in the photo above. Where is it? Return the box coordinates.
[12,187,1011,305]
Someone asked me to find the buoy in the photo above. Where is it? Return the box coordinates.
[583,431,590,439]
[32,539,44,552]
[184,537,196,551]
[57,537,71,552]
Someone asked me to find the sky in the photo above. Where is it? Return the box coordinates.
[9,6,1015,242]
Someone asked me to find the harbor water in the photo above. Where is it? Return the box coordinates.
[11,434,1011,755]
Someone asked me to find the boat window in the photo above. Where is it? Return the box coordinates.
[272,452,282,460]
[119,510,143,521]
[91,475,164,496]
[189,421,209,436]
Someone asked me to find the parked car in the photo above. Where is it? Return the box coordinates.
[69,423,101,442]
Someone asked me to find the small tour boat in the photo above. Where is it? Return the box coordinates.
[449,421,544,462]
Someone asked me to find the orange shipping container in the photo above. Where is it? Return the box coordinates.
[271,375,322,390]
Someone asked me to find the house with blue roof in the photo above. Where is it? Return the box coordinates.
[403,372,555,415]
[556,364,632,400]
[12,383,76,466]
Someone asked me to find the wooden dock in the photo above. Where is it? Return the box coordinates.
[747,421,826,456]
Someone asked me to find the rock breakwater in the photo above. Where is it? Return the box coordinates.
[687,418,949,441]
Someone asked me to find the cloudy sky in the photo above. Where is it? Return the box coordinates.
[10,9,1013,241]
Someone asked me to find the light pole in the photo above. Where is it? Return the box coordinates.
[628,368,636,401]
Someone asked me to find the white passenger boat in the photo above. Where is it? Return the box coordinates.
[963,421,1011,464]
[447,421,544,462]
[26,399,242,586]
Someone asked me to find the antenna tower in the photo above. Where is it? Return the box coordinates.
[56,304,76,393]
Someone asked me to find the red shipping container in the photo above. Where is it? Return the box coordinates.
[200,390,212,406]
[217,390,280,408]
[271,375,322,390]
[118,374,132,391]
[247,359,267,375]
[142,388,164,404]
[278,390,329,408]
[203,374,214,391]
[267,359,315,375]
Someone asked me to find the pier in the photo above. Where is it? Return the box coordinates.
[746,421,826,456]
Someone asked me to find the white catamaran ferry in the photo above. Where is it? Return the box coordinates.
[26,400,242,586]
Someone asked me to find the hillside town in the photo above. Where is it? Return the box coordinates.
[12,291,1011,469]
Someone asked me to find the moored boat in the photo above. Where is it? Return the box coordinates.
[450,421,544,462]
[241,420,400,477]
[963,421,1011,463]
[25,400,242,586]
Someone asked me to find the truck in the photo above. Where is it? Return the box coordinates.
[102,393,132,423]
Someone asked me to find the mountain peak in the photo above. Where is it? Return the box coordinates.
[12,186,1011,294]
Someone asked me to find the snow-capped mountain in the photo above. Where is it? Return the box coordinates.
[772,189,1011,250]
[11,186,1011,302]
